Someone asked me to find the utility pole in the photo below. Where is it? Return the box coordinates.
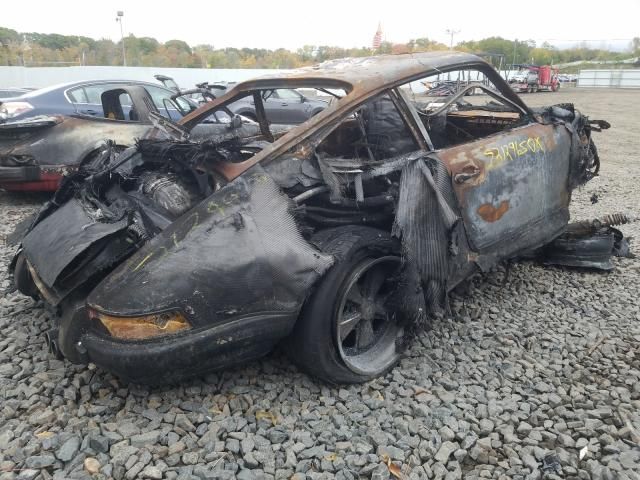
[510,38,518,81]
[116,11,126,66]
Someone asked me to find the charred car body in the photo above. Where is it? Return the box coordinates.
[9,52,611,384]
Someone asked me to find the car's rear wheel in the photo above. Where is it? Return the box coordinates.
[286,226,405,383]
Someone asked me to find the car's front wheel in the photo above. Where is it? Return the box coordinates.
[286,226,406,383]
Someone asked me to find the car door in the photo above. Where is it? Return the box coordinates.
[67,85,100,116]
[261,90,284,123]
[263,89,307,124]
[70,83,132,118]
[145,85,192,121]
[436,119,572,257]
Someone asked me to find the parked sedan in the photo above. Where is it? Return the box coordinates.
[192,83,329,124]
[232,88,329,123]
[0,83,199,191]
[10,52,610,385]
[0,79,189,123]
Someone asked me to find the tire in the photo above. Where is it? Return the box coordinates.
[285,226,405,384]
[14,253,39,298]
[57,293,89,364]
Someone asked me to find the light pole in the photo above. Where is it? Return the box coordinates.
[445,29,460,49]
[116,11,126,66]
[445,29,460,80]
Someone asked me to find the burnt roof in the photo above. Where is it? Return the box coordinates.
[232,51,487,92]
[180,50,528,132]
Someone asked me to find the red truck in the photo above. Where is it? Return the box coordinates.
[509,64,560,93]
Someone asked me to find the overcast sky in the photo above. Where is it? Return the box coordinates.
[3,0,639,51]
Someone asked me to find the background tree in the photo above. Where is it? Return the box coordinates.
[0,25,632,69]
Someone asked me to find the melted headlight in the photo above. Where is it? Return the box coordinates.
[89,309,191,340]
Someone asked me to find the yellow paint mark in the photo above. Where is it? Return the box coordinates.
[483,136,546,172]
[253,174,269,184]
[226,193,239,203]
[207,202,225,215]
[501,145,514,162]
[187,212,199,234]
[517,140,528,155]
[133,252,154,272]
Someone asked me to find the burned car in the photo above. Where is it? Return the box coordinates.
[9,52,610,384]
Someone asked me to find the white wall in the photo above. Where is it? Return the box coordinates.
[0,66,290,89]
[1,65,529,91]
[578,70,640,88]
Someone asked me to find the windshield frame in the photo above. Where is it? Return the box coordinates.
[173,59,533,181]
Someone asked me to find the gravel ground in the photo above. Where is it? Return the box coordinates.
[1,88,639,480]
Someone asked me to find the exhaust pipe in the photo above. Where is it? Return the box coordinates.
[44,328,63,360]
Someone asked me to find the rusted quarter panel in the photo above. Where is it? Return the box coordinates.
[438,122,572,255]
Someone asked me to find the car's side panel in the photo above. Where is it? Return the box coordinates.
[437,122,572,257]
[0,117,150,168]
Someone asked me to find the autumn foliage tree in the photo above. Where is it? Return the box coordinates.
[0,26,633,69]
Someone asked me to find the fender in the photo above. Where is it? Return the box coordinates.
[87,166,333,329]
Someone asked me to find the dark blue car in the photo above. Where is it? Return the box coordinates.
[0,79,193,123]
[0,81,202,191]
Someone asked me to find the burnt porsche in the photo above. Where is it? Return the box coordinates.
[9,52,613,384]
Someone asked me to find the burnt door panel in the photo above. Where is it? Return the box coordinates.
[438,122,572,257]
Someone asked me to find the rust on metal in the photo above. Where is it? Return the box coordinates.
[477,200,510,222]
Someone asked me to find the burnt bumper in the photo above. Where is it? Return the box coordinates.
[78,312,296,384]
